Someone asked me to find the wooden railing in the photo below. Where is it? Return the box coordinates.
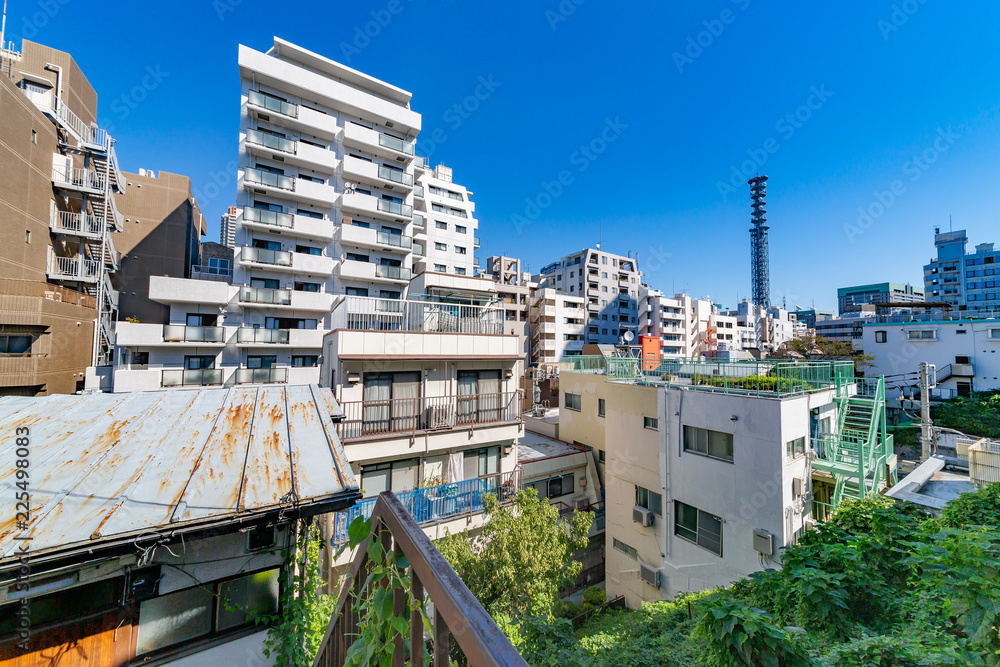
[314,492,528,667]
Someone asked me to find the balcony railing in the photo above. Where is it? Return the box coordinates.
[239,286,292,305]
[162,369,223,387]
[378,165,414,186]
[412,213,425,228]
[50,210,103,236]
[374,264,412,281]
[52,166,106,192]
[332,295,505,334]
[235,367,288,384]
[331,470,522,545]
[48,254,100,281]
[245,128,296,154]
[247,89,298,118]
[378,133,415,156]
[377,231,413,249]
[163,325,225,343]
[314,492,527,667]
[241,246,292,267]
[413,184,425,198]
[244,167,295,191]
[335,391,522,441]
[243,205,294,229]
[377,199,413,218]
[237,327,289,344]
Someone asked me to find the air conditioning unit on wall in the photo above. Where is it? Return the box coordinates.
[639,562,661,587]
[632,506,654,527]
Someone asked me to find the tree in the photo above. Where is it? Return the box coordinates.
[437,488,593,616]
[772,334,873,372]
[932,391,1000,439]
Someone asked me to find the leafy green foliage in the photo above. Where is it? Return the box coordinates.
[932,390,1000,438]
[583,586,607,607]
[695,598,812,667]
[437,488,592,617]
[939,482,1000,529]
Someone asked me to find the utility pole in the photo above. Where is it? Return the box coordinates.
[919,362,935,462]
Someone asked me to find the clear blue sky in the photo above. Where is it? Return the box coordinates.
[9,1,1000,312]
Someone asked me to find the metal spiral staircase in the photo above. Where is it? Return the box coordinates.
[813,376,897,508]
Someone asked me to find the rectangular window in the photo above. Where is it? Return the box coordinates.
[456,225,467,233]
[436,221,447,230]
[455,246,467,255]
[644,416,658,430]
[295,281,320,292]
[247,355,277,369]
[0,335,32,355]
[346,252,369,263]
[565,393,581,411]
[612,538,638,559]
[674,501,722,556]
[875,330,887,343]
[435,242,447,251]
[455,267,466,275]
[547,473,574,498]
[345,286,369,297]
[295,245,322,256]
[598,449,606,464]
[185,355,215,370]
[786,436,806,459]
[906,330,936,340]
[683,426,734,462]
[636,486,663,516]
[434,264,447,272]
[598,398,606,418]
[291,355,319,367]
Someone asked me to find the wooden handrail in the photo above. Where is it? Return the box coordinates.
[314,492,527,667]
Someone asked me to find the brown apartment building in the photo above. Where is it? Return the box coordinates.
[0,40,205,395]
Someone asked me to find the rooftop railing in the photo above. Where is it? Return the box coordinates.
[332,295,505,334]
[874,310,1000,323]
[335,391,523,441]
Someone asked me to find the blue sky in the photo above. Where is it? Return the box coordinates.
[9,0,1000,312]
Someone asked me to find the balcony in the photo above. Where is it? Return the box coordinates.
[340,155,414,192]
[342,122,415,163]
[242,168,337,207]
[331,295,506,335]
[474,236,480,248]
[47,251,99,283]
[412,213,426,229]
[149,276,231,306]
[315,493,527,667]
[338,259,411,284]
[238,286,334,312]
[237,327,289,345]
[341,191,412,223]
[51,165,107,195]
[244,128,338,173]
[246,89,338,140]
[50,209,103,239]
[241,206,334,242]
[413,184,425,198]
[338,224,414,254]
[239,246,335,276]
[161,369,223,387]
[163,325,225,344]
[240,245,292,268]
[243,166,294,192]
[235,367,289,384]
[239,285,291,306]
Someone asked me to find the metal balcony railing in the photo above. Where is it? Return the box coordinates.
[332,295,504,333]
[374,265,412,281]
[244,167,294,191]
[52,166,106,192]
[243,205,294,229]
[413,184,425,198]
[378,165,414,186]
[241,246,292,267]
[377,231,413,249]
[163,325,225,343]
[378,132,415,156]
[235,367,288,384]
[315,492,527,667]
[245,128,296,154]
[48,253,100,281]
[412,213,425,228]
[239,286,292,305]
[247,89,298,118]
[335,391,523,441]
[50,210,103,236]
[237,327,290,344]
[377,199,413,217]
[161,369,223,387]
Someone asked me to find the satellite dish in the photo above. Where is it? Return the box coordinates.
[623,330,635,343]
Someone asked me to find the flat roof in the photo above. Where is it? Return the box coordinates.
[518,431,586,464]
[838,282,924,296]
[886,455,974,510]
[0,385,359,563]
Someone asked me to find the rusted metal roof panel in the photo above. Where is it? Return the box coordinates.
[0,385,358,561]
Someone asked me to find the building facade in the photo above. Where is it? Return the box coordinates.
[924,228,1000,312]
[529,288,585,370]
[220,204,237,248]
[837,282,924,315]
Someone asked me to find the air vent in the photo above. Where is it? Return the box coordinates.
[273,156,284,162]
[396,156,405,162]
[639,562,661,587]
[259,114,270,121]
[385,121,394,128]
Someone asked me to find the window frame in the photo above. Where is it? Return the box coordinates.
[682,425,734,463]
[564,392,581,411]
[673,500,723,556]
[636,485,663,516]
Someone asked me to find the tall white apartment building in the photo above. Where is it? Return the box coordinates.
[220,205,238,248]
[530,288,586,370]
[111,38,486,391]
[638,286,747,359]
[535,248,642,346]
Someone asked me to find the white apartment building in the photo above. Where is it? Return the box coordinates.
[638,286,750,359]
[863,311,1000,398]
[535,248,642,346]
[112,38,489,392]
[725,300,795,354]
[529,288,586,370]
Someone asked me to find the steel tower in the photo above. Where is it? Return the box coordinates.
[748,175,770,310]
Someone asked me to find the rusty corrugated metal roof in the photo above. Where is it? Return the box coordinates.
[0,385,358,561]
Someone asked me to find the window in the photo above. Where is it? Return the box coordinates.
[136,569,280,657]
[345,286,368,297]
[247,355,276,369]
[565,393,581,411]
[361,458,419,497]
[346,252,369,263]
[598,398,606,417]
[434,264,447,272]
[644,417,658,430]
[989,328,1000,340]
[435,242,447,251]
[465,446,501,477]
[613,538,638,559]
[436,221,448,230]
[786,437,806,459]
[674,501,722,556]
[292,355,319,367]
[185,355,215,370]
[0,335,32,355]
[295,245,322,256]
[636,486,663,516]
[24,230,30,244]
[875,331,887,343]
[456,225,467,234]
[455,246,467,255]
[31,129,37,144]
[455,267,466,275]
[683,426,734,462]
[598,449,606,464]
[906,330,936,340]
[529,473,575,499]
[295,281,320,292]
[250,277,279,290]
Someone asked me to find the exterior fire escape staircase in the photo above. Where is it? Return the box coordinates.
[812,376,897,508]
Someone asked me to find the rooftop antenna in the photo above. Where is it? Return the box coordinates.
[949,214,952,232]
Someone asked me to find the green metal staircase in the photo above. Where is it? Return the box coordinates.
[813,376,896,508]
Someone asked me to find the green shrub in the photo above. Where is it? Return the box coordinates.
[582,587,607,607]
[939,482,1000,529]
[695,598,812,667]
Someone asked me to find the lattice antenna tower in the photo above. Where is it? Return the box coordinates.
[748,175,770,310]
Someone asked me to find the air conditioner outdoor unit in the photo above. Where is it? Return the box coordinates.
[573,496,590,510]
[633,506,654,527]
[639,562,661,587]
[425,405,451,429]
[753,528,773,556]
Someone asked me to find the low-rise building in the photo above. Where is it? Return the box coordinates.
[837,282,924,315]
